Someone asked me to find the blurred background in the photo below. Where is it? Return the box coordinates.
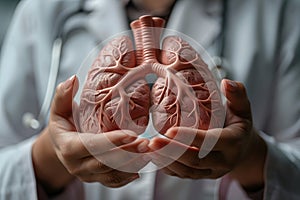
[0,0,20,54]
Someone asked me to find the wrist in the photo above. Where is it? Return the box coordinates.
[229,129,267,192]
[32,128,75,195]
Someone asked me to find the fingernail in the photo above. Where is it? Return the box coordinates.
[225,79,238,92]
[122,136,136,144]
[64,75,76,90]
[227,79,237,87]
[165,128,176,138]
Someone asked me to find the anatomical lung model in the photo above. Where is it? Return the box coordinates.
[78,15,225,135]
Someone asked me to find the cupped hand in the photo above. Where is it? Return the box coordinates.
[32,76,150,195]
[148,79,267,190]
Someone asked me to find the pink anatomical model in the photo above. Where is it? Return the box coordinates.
[79,15,224,135]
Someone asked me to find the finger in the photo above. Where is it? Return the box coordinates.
[51,75,78,118]
[172,149,229,171]
[78,150,150,175]
[61,154,113,176]
[116,138,149,153]
[94,139,149,171]
[164,161,227,179]
[150,151,175,168]
[151,153,211,179]
[221,79,252,119]
[55,130,138,164]
[160,167,179,177]
[149,137,204,166]
[151,151,226,179]
[149,136,227,169]
[165,162,212,179]
[77,130,138,157]
[80,170,140,188]
[165,127,198,146]
[77,156,113,174]
[149,137,193,161]
[165,127,222,150]
[116,153,151,173]
[165,127,246,160]
[65,146,148,180]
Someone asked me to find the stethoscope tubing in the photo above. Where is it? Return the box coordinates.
[22,0,88,130]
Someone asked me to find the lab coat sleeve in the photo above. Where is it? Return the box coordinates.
[261,0,300,199]
[0,0,84,199]
[0,135,84,200]
[262,134,300,199]
[222,1,300,199]
[0,136,38,199]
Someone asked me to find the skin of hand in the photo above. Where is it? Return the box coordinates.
[32,75,151,195]
[148,79,267,192]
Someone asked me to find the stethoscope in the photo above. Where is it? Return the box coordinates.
[22,0,229,130]
[22,0,93,130]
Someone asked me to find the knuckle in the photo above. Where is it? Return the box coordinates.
[58,138,77,159]
[67,166,81,176]
[59,145,74,159]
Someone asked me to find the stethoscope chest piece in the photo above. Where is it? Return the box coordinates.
[22,112,41,130]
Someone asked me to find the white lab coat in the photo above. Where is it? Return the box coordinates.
[0,0,300,199]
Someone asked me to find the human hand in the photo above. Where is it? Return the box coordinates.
[148,79,267,190]
[32,76,150,195]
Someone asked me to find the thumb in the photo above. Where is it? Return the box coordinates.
[221,79,252,120]
[51,75,78,118]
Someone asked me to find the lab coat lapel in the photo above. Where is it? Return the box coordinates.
[167,0,221,50]
[87,0,128,45]
[87,0,221,51]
